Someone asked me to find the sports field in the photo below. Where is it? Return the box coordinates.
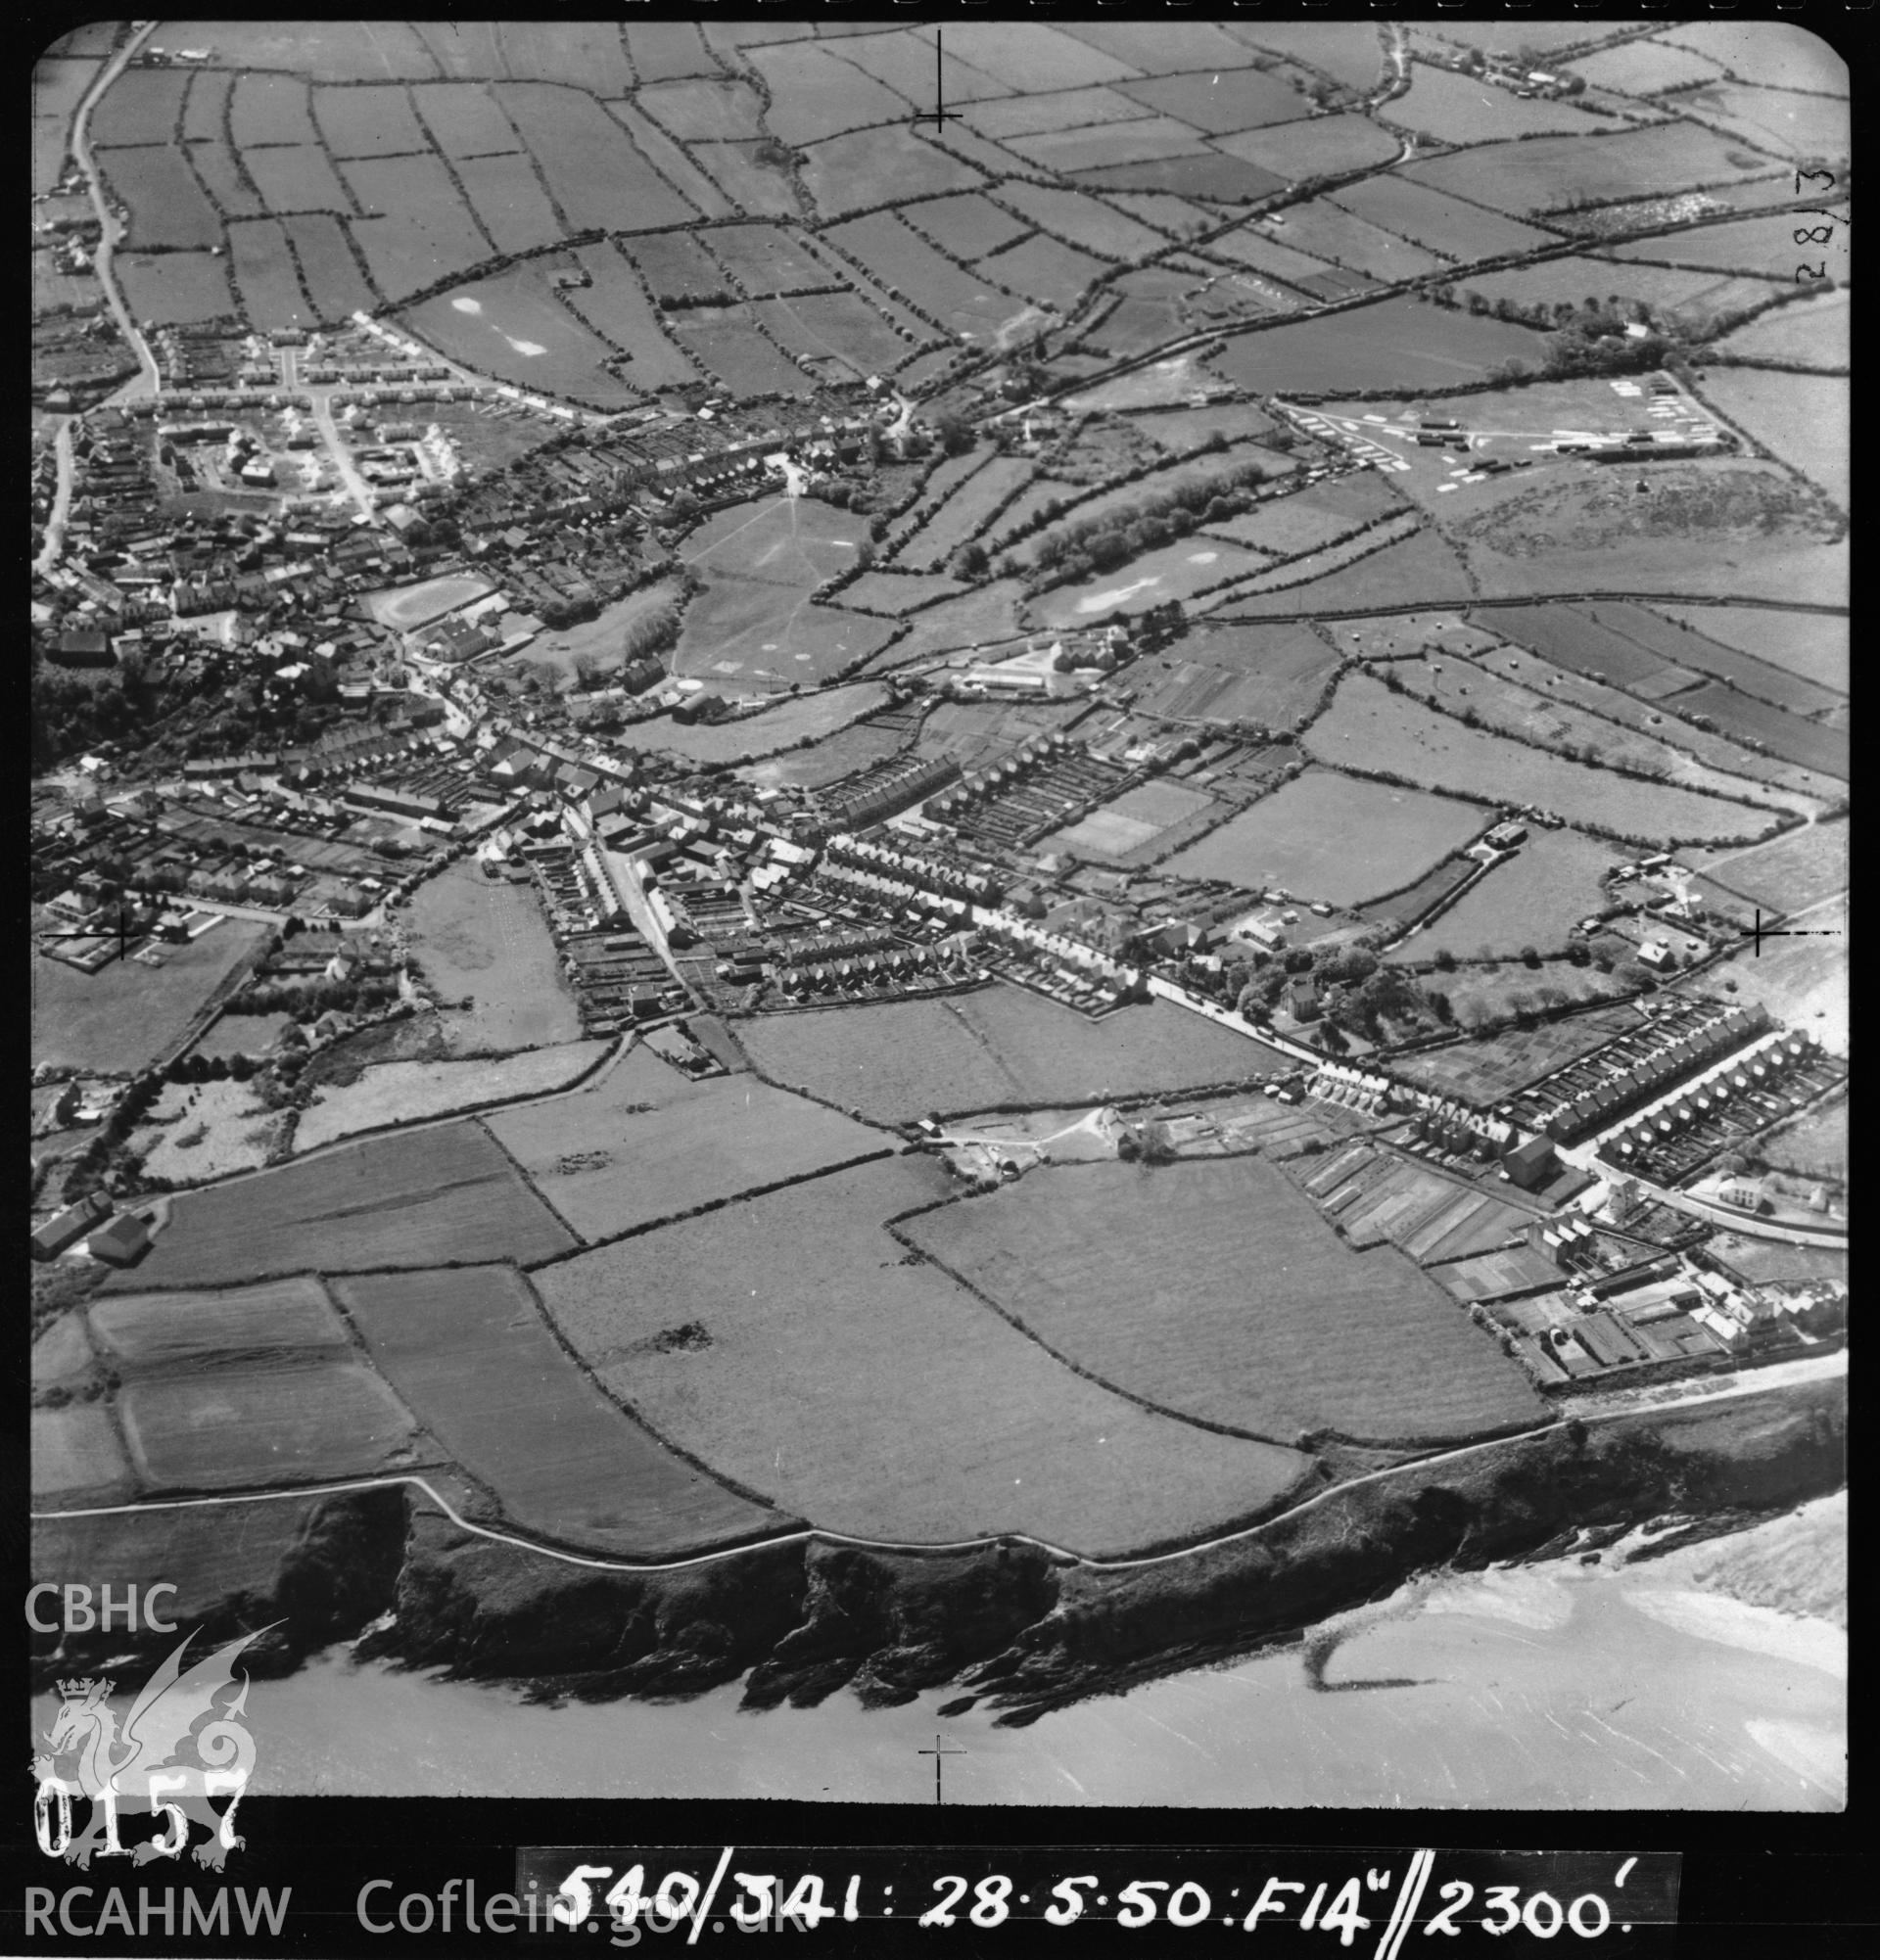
[363,574,496,632]
[483,1043,888,1242]
[906,1158,1546,1447]
[404,860,585,1055]
[1164,768,1483,906]
[536,1156,1311,1555]
[106,1121,577,1291]
[676,495,894,692]
[335,1265,781,1555]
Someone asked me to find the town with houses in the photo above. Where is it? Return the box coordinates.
[31,17,1845,1810]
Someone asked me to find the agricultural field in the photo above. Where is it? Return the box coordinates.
[1214,112,1404,183]
[1303,673,1781,845]
[1115,66,1313,136]
[411,80,524,157]
[892,456,1035,571]
[1164,768,1484,906]
[623,20,720,86]
[1211,525,1474,618]
[1491,602,1847,723]
[1698,368,1849,507]
[836,570,965,616]
[1714,290,1849,370]
[247,144,352,217]
[33,1408,133,1505]
[1454,256,1783,324]
[1674,82,1850,163]
[105,1120,577,1290]
[638,77,767,144]
[745,37,916,147]
[1211,297,1548,395]
[456,153,566,257]
[98,146,220,250]
[536,1155,1310,1555]
[311,83,429,158]
[118,252,237,327]
[1386,651,1806,808]
[704,223,830,296]
[1659,20,1848,94]
[1383,64,1620,143]
[117,1362,429,1492]
[1758,1096,1847,1186]
[737,986,1278,1126]
[687,143,800,219]
[857,582,1032,676]
[284,213,377,320]
[988,182,1168,262]
[90,1277,351,1369]
[754,291,915,381]
[33,55,99,193]
[940,19,1142,93]
[164,19,440,79]
[667,307,813,397]
[1604,220,1849,286]
[404,860,585,1054]
[800,125,986,223]
[1255,199,1449,284]
[336,1265,781,1555]
[909,1158,1545,1447]
[975,233,1110,315]
[404,268,639,408]
[1649,606,1847,696]
[1203,471,1403,559]
[904,193,1031,261]
[492,84,696,233]
[483,1043,887,1242]
[675,494,893,690]
[559,241,699,392]
[344,156,492,303]
[1405,125,1778,220]
[292,1041,611,1155]
[1569,37,1729,96]
[33,920,267,1077]
[824,212,1024,343]
[91,65,190,146]
[226,219,311,332]
[1445,462,1847,606]
[629,231,735,304]
[1685,818,1849,915]
[227,71,318,146]
[1201,225,1357,296]
[1386,829,1622,962]
[1328,177,1557,261]
[1034,538,1272,630]
[1129,620,1340,733]
[964,84,1156,143]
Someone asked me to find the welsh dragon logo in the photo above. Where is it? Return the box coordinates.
[32,1626,270,1870]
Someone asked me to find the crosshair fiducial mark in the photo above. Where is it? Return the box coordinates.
[39,907,142,961]
[913,27,959,128]
[917,1732,965,1803]
[1742,909,1844,958]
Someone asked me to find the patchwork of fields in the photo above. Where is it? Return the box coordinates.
[535,1155,1311,1554]
[905,1159,1547,1447]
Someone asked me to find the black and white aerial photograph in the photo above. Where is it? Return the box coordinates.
[29,9,1846,1871]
